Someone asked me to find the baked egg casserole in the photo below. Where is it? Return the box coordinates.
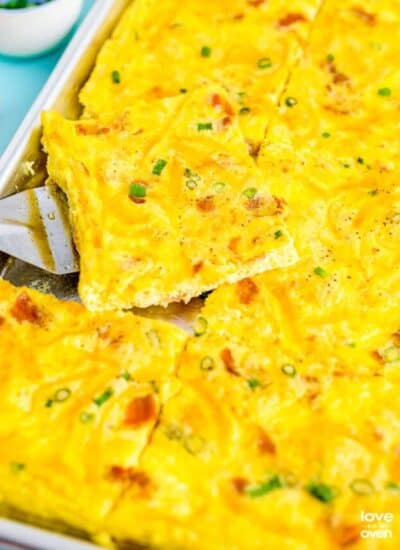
[42,85,296,311]
[2,0,400,548]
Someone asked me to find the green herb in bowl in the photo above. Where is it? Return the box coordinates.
[0,0,51,8]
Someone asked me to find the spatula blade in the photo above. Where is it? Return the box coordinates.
[0,184,79,275]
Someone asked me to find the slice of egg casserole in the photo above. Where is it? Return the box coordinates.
[0,280,186,533]
[80,0,322,148]
[42,85,297,311]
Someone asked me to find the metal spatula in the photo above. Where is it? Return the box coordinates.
[0,183,79,274]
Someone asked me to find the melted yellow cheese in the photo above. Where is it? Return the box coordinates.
[0,280,186,533]
[80,0,322,147]
[42,85,296,311]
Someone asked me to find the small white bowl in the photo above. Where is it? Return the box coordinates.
[0,0,83,58]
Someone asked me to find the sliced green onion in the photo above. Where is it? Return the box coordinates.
[54,388,71,403]
[321,131,331,138]
[197,122,213,131]
[245,475,283,498]
[152,159,167,176]
[184,433,205,454]
[257,57,272,69]
[378,87,391,97]
[350,478,375,496]
[357,157,364,164]
[10,462,25,473]
[306,482,338,503]
[274,229,283,239]
[129,182,147,198]
[247,378,261,390]
[243,187,258,199]
[45,399,53,408]
[200,356,215,371]
[111,70,121,84]
[180,88,188,94]
[314,266,328,278]
[285,97,297,107]
[93,388,113,407]
[186,180,198,190]
[386,481,400,493]
[194,316,208,336]
[281,364,296,377]
[368,189,378,196]
[239,106,251,115]
[200,45,212,57]
[326,53,335,62]
[80,412,94,424]
[120,371,131,381]
[213,181,226,193]
[164,424,183,440]
[383,346,400,363]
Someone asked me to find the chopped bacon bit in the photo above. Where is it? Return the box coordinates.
[247,0,265,6]
[233,13,245,20]
[392,332,400,346]
[257,428,276,454]
[193,261,204,274]
[332,523,360,546]
[210,94,235,117]
[196,196,215,212]
[352,6,377,25]
[222,116,232,127]
[247,141,261,158]
[76,118,124,135]
[151,85,164,98]
[303,375,318,383]
[211,93,222,107]
[333,72,350,85]
[245,197,265,210]
[10,293,43,326]
[228,236,240,253]
[76,124,111,136]
[125,394,157,427]
[0,317,4,327]
[232,477,249,493]
[371,350,383,362]
[278,13,307,26]
[333,370,346,377]
[323,104,351,116]
[220,348,239,376]
[273,195,287,213]
[108,466,150,487]
[130,197,146,204]
[236,278,259,305]
[373,427,384,442]
[308,391,320,402]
